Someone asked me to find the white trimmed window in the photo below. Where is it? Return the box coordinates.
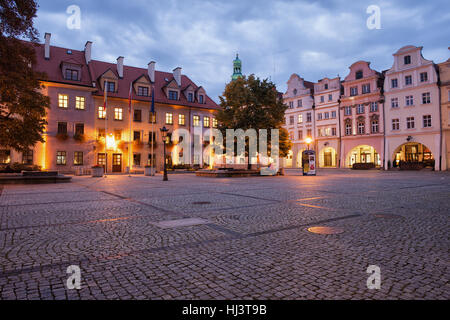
[392,119,400,131]
[114,107,123,121]
[422,92,431,104]
[406,95,414,106]
[391,98,399,108]
[75,96,85,110]
[58,94,68,108]
[297,114,303,124]
[407,117,415,129]
[423,115,432,128]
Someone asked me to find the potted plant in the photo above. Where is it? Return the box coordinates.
[56,133,69,141]
[73,133,85,142]
[91,165,104,177]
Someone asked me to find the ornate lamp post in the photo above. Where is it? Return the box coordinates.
[160,126,169,181]
[305,137,313,151]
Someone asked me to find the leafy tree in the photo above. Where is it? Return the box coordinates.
[216,75,291,169]
[0,0,49,152]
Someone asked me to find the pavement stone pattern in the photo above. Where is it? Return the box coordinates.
[0,169,449,300]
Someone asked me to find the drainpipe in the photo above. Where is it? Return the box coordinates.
[437,65,443,171]
[337,97,342,168]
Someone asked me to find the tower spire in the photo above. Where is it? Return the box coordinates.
[231,53,243,81]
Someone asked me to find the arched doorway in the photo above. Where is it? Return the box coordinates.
[392,142,434,168]
[319,147,337,168]
[346,145,381,168]
[296,149,305,168]
[285,150,293,168]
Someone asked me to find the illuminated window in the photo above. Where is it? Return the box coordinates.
[0,150,11,164]
[165,112,173,125]
[58,94,68,108]
[212,118,218,128]
[75,96,85,110]
[297,114,303,124]
[179,114,185,125]
[203,117,210,127]
[74,151,83,165]
[98,106,106,119]
[114,107,123,120]
[193,115,200,127]
[56,151,67,165]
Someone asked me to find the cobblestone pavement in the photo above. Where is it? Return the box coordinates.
[0,169,449,300]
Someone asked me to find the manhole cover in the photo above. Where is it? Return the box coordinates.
[192,201,211,205]
[373,214,404,219]
[307,226,345,235]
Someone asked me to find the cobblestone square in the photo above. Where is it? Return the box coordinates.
[0,170,448,300]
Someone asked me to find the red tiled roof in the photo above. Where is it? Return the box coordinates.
[30,41,219,110]
[32,43,93,87]
[89,60,218,110]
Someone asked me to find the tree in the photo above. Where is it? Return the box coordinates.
[216,75,291,169]
[0,0,49,152]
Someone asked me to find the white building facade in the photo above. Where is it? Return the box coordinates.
[314,77,341,168]
[282,74,315,168]
[384,45,441,170]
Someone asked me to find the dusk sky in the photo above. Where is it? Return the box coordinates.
[34,0,450,102]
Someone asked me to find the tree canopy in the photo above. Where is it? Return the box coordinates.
[0,0,49,152]
[216,75,292,167]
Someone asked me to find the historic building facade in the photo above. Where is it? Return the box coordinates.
[314,77,341,168]
[282,74,315,168]
[339,61,385,168]
[438,49,450,170]
[384,45,441,171]
[0,33,219,173]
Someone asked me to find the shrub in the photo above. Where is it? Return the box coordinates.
[73,133,85,142]
[0,163,41,173]
[399,161,424,170]
[352,163,375,170]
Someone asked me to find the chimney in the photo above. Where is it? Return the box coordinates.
[116,56,124,78]
[173,67,181,86]
[84,41,92,64]
[148,61,155,82]
[44,33,51,60]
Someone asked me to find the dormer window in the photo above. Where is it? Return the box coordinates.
[188,92,194,102]
[404,55,411,65]
[324,84,328,90]
[137,86,149,96]
[199,95,204,104]
[169,90,178,100]
[65,69,78,81]
[104,81,115,92]
[355,70,363,80]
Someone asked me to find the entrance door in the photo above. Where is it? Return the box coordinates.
[97,153,106,171]
[113,154,122,172]
[324,152,332,167]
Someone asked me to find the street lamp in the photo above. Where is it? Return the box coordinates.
[160,126,169,181]
[305,137,313,150]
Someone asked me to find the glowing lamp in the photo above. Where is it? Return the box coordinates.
[106,133,116,150]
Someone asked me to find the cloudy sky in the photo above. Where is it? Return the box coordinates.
[34,0,449,102]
